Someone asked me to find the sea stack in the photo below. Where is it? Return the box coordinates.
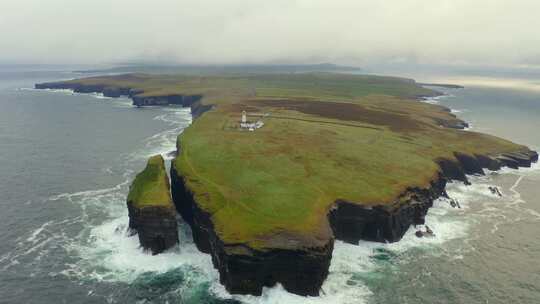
[127,155,179,254]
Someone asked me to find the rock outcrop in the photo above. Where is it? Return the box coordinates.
[132,94,203,107]
[327,149,538,246]
[328,175,446,244]
[437,150,538,183]
[127,155,178,255]
[435,117,470,129]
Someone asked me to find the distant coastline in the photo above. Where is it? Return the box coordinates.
[73,63,363,75]
[418,82,465,89]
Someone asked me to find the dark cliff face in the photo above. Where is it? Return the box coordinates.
[250,150,533,250]
[170,165,333,296]
[328,175,446,244]
[35,82,206,111]
[215,242,333,296]
[328,150,538,246]
[127,203,179,255]
[102,87,132,98]
[170,148,538,296]
[431,106,470,129]
[36,79,539,296]
[132,94,203,107]
[435,118,470,129]
[190,101,213,119]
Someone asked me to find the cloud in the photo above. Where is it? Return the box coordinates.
[1,0,539,66]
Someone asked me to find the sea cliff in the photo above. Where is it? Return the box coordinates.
[35,81,208,111]
[328,150,538,244]
[170,165,333,295]
[36,73,539,297]
[170,148,537,295]
[127,155,179,255]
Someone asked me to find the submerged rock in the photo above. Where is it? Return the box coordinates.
[415,226,435,238]
[127,155,178,255]
[489,186,503,197]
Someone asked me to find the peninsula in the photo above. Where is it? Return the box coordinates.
[36,73,538,296]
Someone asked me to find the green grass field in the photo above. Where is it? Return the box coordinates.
[174,96,523,249]
[65,73,528,250]
[64,72,436,101]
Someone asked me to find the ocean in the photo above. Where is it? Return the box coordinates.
[0,67,539,304]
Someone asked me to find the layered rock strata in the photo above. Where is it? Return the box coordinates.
[170,149,537,295]
[35,82,204,109]
[170,165,333,296]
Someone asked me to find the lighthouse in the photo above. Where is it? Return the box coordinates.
[239,110,263,131]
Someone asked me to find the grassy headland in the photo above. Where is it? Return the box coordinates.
[174,95,523,249]
[43,73,532,250]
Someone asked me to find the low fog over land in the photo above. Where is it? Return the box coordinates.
[1,0,540,69]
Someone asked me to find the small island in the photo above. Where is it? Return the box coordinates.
[127,155,178,255]
[36,73,538,296]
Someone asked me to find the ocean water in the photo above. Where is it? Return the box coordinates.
[0,68,539,304]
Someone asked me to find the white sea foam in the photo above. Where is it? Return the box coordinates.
[69,217,217,284]
[134,108,191,160]
[49,178,130,202]
[422,97,441,104]
[111,98,135,108]
[451,108,467,114]
[51,106,203,284]
[28,86,136,107]
[497,159,540,176]
[421,93,455,105]
[90,92,112,99]
[445,166,540,238]
[26,220,53,243]
[18,87,64,93]
[20,108,193,281]
[230,167,540,304]
[213,185,474,304]
[42,88,75,95]
[0,218,77,271]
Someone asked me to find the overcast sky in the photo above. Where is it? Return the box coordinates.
[1,0,539,67]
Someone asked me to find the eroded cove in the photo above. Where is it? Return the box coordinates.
[35,73,538,297]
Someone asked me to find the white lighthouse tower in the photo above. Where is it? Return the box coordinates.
[239,110,263,131]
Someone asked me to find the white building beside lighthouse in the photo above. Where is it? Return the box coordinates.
[240,110,264,131]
